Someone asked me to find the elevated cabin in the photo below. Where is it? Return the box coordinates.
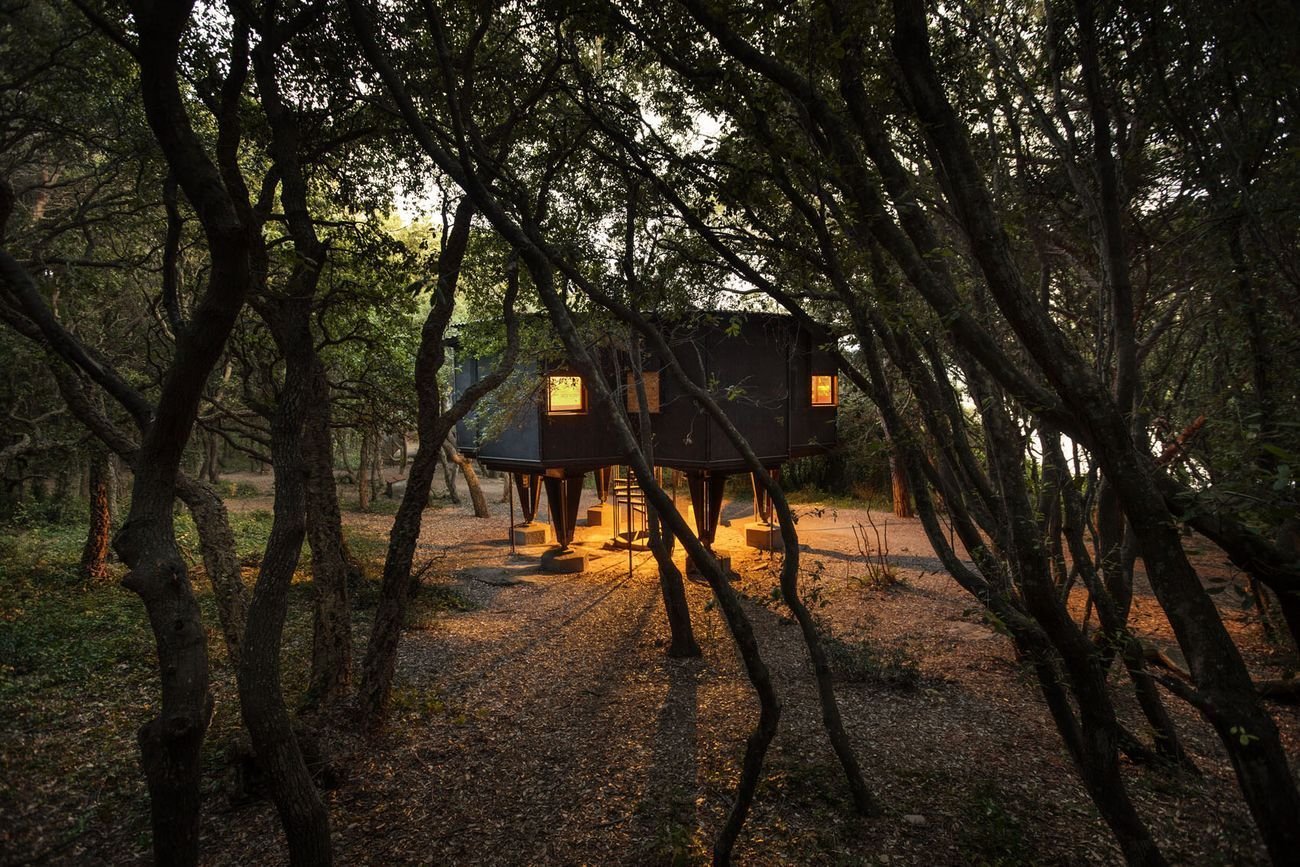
[454,356,624,475]
[450,311,839,564]
[630,312,837,471]
[621,313,838,550]
[452,352,622,552]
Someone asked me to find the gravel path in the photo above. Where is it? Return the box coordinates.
[202,471,1293,865]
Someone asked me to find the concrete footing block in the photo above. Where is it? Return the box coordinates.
[586,503,613,527]
[744,522,784,551]
[686,549,733,578]
[540,547,587,574]
[513,522,551,547]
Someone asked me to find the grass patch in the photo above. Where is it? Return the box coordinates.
[0,507,392,862]
[389,680,448,719]
[759,755,848,809]
[344,495,401,515]
[650,819,707,867]
[210,480,264,498]
[405,584,475,631]
[822,635,921,689]
[784,486,892,511]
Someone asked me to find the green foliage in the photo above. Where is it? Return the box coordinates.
[1228,725,1260,747]
[650,820,707,867]
[781,383,893,500]
[212,480,263,499]
[821,635,921,690]
[2,495,87,532]
[0,521,157,850]
[172,509,275,565]
[404,584,475,631]
[0,528,150,693]
[0,498,394,855]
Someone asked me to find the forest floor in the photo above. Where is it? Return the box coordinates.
[2,468,1298,865]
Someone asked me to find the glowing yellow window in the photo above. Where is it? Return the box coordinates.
[811,374,838,406]
[626,371,661,414]
[547,375,586,414]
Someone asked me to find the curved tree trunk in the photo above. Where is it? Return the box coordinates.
[890,3,1300,856]
[80,448,111,582]
[889,451,913,518]
[237,28,351,858]
[438,443,462,505]
[174,475,248,665]
[629,348,700,659]
[104,10,254,857]
[239,299,332,866]
[303,360,352,709]
[444,439,487,516]
[355,198,522,729]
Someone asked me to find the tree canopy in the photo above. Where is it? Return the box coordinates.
[1,0,1297,864]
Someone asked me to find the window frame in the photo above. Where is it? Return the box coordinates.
[625,370,661,414]
[810,373,839,407]
[546,373,588,415]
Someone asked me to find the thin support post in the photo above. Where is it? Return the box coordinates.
[628,467,634,580]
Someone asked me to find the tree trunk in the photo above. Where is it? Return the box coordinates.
[357,430,372,511]
[239,298,332,866]
[356,197,523,728]
[630,348,700,659]
[444,439,488,517]
[80,449,111,582]
[438,443,462,504]
[302,361,352,709]
[204,432,221,484]
[174,474,248,666]
[105,452,120,526]
[889,4,1300,856]
[336,431,353,477]
[368,432,382,505]
[889,451,913,518]
[241,31,347,858]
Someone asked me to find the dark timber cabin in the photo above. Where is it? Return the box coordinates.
[629,313,838,552]
[453,353,624,556]
[452,311,838,571]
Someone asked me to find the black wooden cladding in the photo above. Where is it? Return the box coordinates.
[452,312,837,474]
[788,323,839,459]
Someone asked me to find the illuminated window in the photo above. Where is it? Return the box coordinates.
[811,374,838,406]
[625,371,661,414]
[547,374,586,414]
